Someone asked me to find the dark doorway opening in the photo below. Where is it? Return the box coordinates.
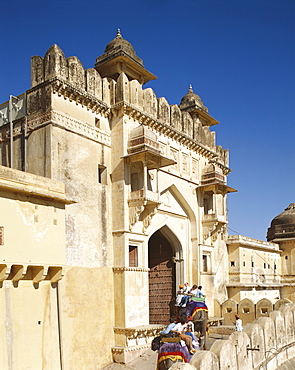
[148,230,176,325]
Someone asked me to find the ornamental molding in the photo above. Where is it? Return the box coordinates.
[114,325,164,336]
[113,267,149,273]
[111,345,151,355]
[112,102,230,173]
[0,110,111,147]
[0,120,24,141]
[27,77,111,118]
[113,325,165,347]
[27,110,111,147]
[51,110,111,146]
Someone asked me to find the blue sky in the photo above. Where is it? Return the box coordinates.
[1,0,294,240]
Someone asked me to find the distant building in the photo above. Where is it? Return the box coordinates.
[0,31,293,367]
[267,203,295,301]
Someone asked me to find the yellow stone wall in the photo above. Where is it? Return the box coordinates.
[0,280,60,369]
[60,267,115,369]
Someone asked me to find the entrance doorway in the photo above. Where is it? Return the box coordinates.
[148,230,176,324]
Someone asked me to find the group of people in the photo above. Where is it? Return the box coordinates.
[156,282,242,355]
[175,283,205,308]
[156,282,207,354]
[160,315,199,354]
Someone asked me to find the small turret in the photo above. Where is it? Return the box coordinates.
[95,29,157,84]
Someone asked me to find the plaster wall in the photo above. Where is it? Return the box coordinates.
[50,125,112,268]
[0,280,60,370]
[59,266,115,369]
[0,195,65,265]
[52,94,111,132]
[0,165,66,266]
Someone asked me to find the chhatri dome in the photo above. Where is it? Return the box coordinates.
[179,85,208,113]
[267,203,295,241]
[95,29,156,84]
[103,29,143,66]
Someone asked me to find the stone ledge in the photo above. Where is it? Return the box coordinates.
[111,344,151,364]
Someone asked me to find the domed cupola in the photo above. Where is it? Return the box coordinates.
[267,203,295,241]
[103,29,138,61]
[179,85,219,127]
[180,85,208,112]
[95,29,156,84]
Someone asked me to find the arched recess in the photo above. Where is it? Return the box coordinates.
[148,226,180,324]
[161,183,197,240]
[148,184,198,324]
[148,225,176,324]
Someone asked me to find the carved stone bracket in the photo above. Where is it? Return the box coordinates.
[128,198,146,230]
[142,203,160,232]
[0,263,64,283]
[128,197,161,232]
[203,222,226,243]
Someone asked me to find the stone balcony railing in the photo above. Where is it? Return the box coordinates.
[202,212,227,224]
[129,189,160,204]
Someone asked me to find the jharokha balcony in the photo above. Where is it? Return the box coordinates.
[128,188,160,205]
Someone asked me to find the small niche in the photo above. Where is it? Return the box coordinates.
[243,308,250,314]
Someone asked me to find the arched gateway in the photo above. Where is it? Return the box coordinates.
[148,229,176,324]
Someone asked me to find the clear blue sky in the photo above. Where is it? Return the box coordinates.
[1,0,294,240]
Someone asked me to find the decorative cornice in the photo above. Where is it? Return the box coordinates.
[112,102,230,172]
[27,77,111,118]
[27,110,111,147]
[113,267,149,272]
[0,109,111,148]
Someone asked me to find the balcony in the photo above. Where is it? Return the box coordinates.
[202,212,228,225]
[128,189,160,205]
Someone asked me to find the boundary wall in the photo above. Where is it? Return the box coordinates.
[215,298,292,325]
[175,303,295,370]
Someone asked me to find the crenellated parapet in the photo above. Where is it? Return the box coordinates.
[30,44,229,168]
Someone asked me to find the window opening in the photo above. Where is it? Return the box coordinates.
[129,246,138,267]
[98,165,107,184]
[203,254,208,272]
[95,118,100,128]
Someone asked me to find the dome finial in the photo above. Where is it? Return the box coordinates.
[189,84,193,93]
[116,29,122,39]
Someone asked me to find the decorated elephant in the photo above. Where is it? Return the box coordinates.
[156,300,208,369]
[186,300,208,350]
[157,342,193,370]
[178,299,208,350]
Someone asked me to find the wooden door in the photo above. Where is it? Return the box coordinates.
[148,231,175,324]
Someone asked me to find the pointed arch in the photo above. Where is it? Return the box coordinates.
[160,183,197,239]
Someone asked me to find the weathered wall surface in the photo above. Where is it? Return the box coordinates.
[60,266,115,369]
[0,280,60,369]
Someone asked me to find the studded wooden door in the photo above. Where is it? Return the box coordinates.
[148,230,175,325]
